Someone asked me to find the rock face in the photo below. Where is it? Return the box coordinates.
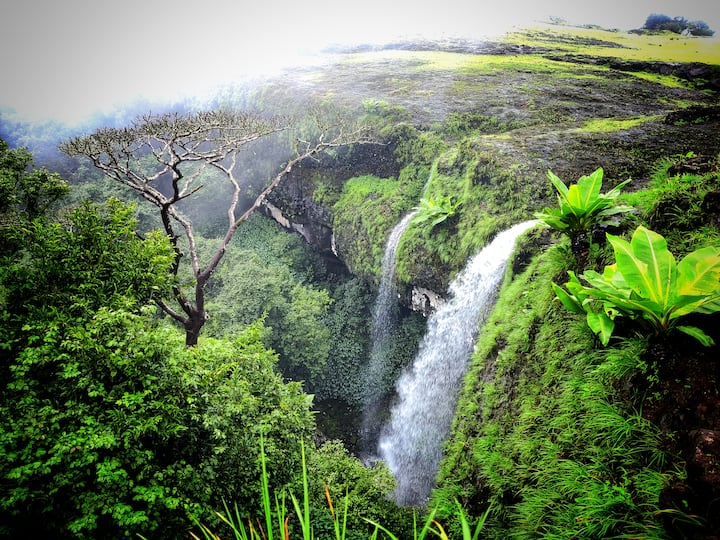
[409,286,444,316]
[262,194,334,253]
[665,105,720,125]
[546,54,720,91]
[258,30,720,533]
[263,143,399,272]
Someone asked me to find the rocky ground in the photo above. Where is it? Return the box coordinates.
[266,26,720,277]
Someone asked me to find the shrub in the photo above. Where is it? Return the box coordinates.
[642,13,715,36]
[0,199,315,539]
[553,225,720,346]
[413,195,463,232]
[535,167,632,265]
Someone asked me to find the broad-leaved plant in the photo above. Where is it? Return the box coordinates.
[553,225,720,346]
[535,167,632,236]
[414,195,462,231]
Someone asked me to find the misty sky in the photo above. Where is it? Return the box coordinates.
[1,0,718,125]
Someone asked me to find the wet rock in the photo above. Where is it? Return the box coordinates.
[688,429,720,484]
[545,55,720,91]
[665,105,720,126]
[410,286,444,316]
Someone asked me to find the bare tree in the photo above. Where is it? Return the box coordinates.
[62,108,378,346]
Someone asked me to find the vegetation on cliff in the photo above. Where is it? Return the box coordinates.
[433,154,720,538]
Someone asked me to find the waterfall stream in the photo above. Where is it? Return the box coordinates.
[378,220,537,506]
[360,211,418,454]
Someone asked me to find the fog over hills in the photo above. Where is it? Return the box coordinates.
[1,0,718,126]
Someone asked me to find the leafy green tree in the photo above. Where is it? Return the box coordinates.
[642,13,715,36]
[196,217,333,380]
[553,225,720,346]
[313,277,373,406]
[643,13,677,31]
[61,109,377,345]
[0,193,315,538]
[686,20,715,37]
[0,138,68,223]
[0,198,172,329]
[276,284,333,378]
[306,440,413,537]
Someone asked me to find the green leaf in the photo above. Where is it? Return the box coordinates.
[603,178,632,199]
[695,295,720,315]
[552,282,585,314]
[537,168,631,238]
[598,204,634,218]
[607,227,676,309]
[533,209,568,231]
[546,169,569,198]
[572,168,604,212]
[631,226,676,308]
[586,311,614,346]
[670,294,719,319]
[676,246,720,296]
[676,325,715,346]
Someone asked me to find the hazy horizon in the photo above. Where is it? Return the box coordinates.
[1,0,718,126]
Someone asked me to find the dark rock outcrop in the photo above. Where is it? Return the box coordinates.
[545,54,720,91]
[263,143,398,266]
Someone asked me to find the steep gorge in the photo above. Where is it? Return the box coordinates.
[4,20,720,539]
[256,26,720,536]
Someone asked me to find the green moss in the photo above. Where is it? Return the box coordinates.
[575,115,661,133]
[430,152,720,537]
[625,71,691,89]
[394,143,538,289]
[332,175,419,280]
[638,158,720,255]
[505,26,720,63]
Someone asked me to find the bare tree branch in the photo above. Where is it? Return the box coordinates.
[61,107,381,346]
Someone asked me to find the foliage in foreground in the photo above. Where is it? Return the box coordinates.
[433,238,691,538]
[192,439,488,540]
[434,156,720,538]
[554,225,720,346]
[0,196,314,539]
[534,168,631,236]
[534,167,631,262]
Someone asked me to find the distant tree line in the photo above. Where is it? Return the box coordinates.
[643,13,715,36]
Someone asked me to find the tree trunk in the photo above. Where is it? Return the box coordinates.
[184,312,206,347]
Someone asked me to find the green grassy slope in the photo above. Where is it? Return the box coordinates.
[431,155,720,538]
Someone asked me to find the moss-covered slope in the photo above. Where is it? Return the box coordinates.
[432,158,720,538]
[254,29,720,536]
[262,25,720,296]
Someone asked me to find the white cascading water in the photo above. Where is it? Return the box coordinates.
[378,220,537,507]
[360,211,418,455]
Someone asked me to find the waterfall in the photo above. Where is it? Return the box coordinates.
[360,211,418,455]
[378,220,537,507]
